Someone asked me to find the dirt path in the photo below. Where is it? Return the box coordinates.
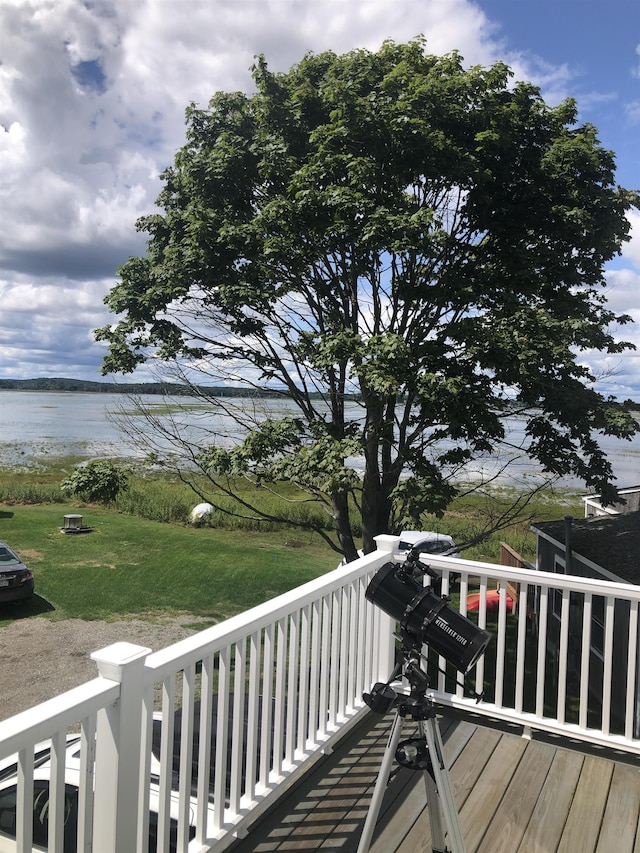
[0,615,206,721]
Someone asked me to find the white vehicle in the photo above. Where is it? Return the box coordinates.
[0,696,257,852]
[339,531,460,569]
[398,530,460,559]
[0,733,195,852]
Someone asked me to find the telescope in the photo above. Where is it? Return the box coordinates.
[365,551,491,674]
[358,550,491,853]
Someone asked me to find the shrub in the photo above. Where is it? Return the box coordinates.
[60,460,129,505]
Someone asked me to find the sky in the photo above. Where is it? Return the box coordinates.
[0,0,638,398]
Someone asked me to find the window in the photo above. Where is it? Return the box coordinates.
[0,781,78,852]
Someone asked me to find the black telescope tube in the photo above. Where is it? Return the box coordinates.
[365,562,491,674]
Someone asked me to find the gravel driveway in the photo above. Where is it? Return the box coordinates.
[0,615,206,721]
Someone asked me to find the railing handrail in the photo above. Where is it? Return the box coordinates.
[421,553,640,599]
[0,678,118,756]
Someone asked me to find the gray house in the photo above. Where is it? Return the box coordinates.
[582,483,640,519]
[532,507,640,584]
[531,496,640,733]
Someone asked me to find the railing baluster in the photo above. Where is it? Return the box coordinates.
[48,728,66,852]
[17,744,34,852]
[77,715,96,853]
[329,590,341,729]
[514,583,528,713]
[579,593,592,729]
[536,588,549,718]
[308,601,321,748]
[260,624,275,787]
[297,605,311,757]
[355,576,368,699]
[459,572,469,699]
[557,588,570,724]
[285,611,299,765]
[473,575,488,697]
[213,647,230,829]
[138,686,154,853]
[626,601,639,740]
[157,673,176,851]
[273,618,287,777]
[338,586,350,719]
[177,664,196,853]
[195,653,215,843]
[602,596,615,735]
[319,595,331,739]
[347,580,359,713]
[242,632,260,805]
[494,584,508,707]
[363,582,376,690]
[229,642,247,813]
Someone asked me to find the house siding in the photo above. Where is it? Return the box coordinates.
[535,524,638,735]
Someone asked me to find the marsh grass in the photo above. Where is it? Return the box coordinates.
[0,459,583,564]
[0,459,584,625]
[410,486,583,564]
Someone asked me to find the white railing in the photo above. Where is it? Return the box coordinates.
[1,538,639,852]
[137,538,398,853]
[424,554,640,757]
[0,536,398,853]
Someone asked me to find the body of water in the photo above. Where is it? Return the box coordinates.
[1,390,639,490]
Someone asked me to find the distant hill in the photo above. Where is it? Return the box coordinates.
[0,377,280,397]
[1,378,634,408]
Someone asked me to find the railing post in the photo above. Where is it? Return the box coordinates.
[372,535,401,681]
[90,642,151,853]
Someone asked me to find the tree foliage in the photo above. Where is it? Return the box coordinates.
[96,38,638,559]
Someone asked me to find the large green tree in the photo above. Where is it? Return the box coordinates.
[97,39,638,560]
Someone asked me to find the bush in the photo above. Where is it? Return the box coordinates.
[60,460,129,504]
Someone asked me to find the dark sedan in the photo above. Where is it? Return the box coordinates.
[0,542,34,604]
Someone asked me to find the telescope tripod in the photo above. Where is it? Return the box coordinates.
[357,656,466,853]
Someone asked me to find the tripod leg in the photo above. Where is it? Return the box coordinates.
[357,711,405,853]
[417,720,447,852]
[423,715,466,853]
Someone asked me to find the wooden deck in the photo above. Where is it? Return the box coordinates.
[226,708,640,853]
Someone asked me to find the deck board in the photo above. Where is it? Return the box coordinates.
[557,755,613,853]
[474,738,556,853]
[516,747,583,853]
[456,733,528,852]
[226,710,640,853]
[596,763,640,853]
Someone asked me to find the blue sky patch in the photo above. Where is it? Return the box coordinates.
[71,59,107,94]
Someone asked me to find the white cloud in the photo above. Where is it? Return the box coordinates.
[0,0,638,395]
[634,42,640,79]
[0,0,501,286]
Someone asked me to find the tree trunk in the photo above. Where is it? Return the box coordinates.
[361,470,393,554]
[332,491,359,562]
[359,393,397,554]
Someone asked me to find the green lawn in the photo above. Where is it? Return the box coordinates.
[0,503,338,625]
[0,469,584,629]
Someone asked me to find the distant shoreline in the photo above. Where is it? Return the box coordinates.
[0,378,282,398]
[1,378,638,411]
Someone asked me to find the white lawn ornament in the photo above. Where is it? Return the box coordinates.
[189,502,214,526]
